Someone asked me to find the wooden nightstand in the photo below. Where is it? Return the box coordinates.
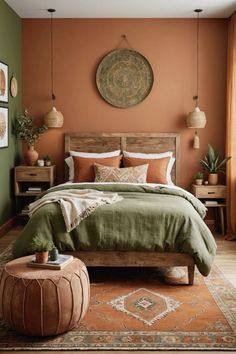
[192,184,227,235]
[14,165,56,217]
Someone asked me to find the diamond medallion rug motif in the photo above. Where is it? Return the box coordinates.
[108,287,181,325]
[0,245,236,351]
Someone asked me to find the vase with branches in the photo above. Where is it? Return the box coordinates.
[15,109,48,165]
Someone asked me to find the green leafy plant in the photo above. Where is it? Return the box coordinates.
[15,110,47,146]
[200,144,231,174]
[29,235,54,253]
[195,171,204,179]
[43,155,51,161]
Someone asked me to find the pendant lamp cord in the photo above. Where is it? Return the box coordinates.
[50,11,56,101]
[196,10,200,107]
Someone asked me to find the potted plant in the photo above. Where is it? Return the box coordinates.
[200,144,231,185]
[195,171,204,185]
[15,109,48,166]
[43,155,52,166]
[29,235,54,263]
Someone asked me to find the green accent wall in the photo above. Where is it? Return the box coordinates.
[0,0,21,226]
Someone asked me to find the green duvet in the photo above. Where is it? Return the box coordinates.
[12,183,217,276]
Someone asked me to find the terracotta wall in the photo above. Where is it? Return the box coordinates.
[22,19,227,189]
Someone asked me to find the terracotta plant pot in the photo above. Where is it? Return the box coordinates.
[35,251,49,264]
[208,173,218,185]
[24,145,39,166]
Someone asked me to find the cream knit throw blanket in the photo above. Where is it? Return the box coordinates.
[29,189,123,232]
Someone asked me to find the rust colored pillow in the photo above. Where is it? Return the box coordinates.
[123,156,171,184]
[73,155,122,182]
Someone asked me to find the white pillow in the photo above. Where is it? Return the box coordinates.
[167,157,175,185]
[65,150,121,181]
[123,151,175,185]
[123,151,173,158]
[70,150,121,158]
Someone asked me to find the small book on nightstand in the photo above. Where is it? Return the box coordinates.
[26,187,42,193]
[204,200,218,205]
[21,206,30,215]
[27,254,74,270]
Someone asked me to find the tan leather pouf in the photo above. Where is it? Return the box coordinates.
[0,255,90,336]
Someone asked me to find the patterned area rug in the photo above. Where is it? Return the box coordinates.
[0,245,236,351]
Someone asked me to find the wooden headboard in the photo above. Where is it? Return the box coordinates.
[65,132,180,185]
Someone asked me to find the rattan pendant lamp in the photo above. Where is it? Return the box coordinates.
[44,8,64,128]
[186,9,206,149]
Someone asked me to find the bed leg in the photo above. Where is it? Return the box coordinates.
[187,265,195,285]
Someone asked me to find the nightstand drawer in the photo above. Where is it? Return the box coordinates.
[192,185,227,199]
[15,167,51,181]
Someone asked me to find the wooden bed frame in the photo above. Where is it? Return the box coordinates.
[64,132,195,285]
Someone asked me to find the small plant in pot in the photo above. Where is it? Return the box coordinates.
[29,235,54,263]
[200,144,231,185]
[43,155,52,166]
[195,171,204,185]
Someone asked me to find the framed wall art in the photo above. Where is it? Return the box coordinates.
[0,61,9,103]
[0,107,8,148]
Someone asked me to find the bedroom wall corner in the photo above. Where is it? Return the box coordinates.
[0,0,21,228]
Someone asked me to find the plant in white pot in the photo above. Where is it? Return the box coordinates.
[195,171,204,185]
[200,144,231,185]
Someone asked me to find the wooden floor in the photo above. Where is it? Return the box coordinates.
[1,226,236,354]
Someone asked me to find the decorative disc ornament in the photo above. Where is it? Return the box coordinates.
[10,74,18,98]
[96,48,154,108]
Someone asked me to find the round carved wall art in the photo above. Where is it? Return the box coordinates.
[96,48,154,108]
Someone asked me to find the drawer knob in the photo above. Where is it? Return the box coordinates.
[208,192,215,194]
[28,173,37,176]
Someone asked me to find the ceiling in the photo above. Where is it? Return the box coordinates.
[5,0,236,18]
